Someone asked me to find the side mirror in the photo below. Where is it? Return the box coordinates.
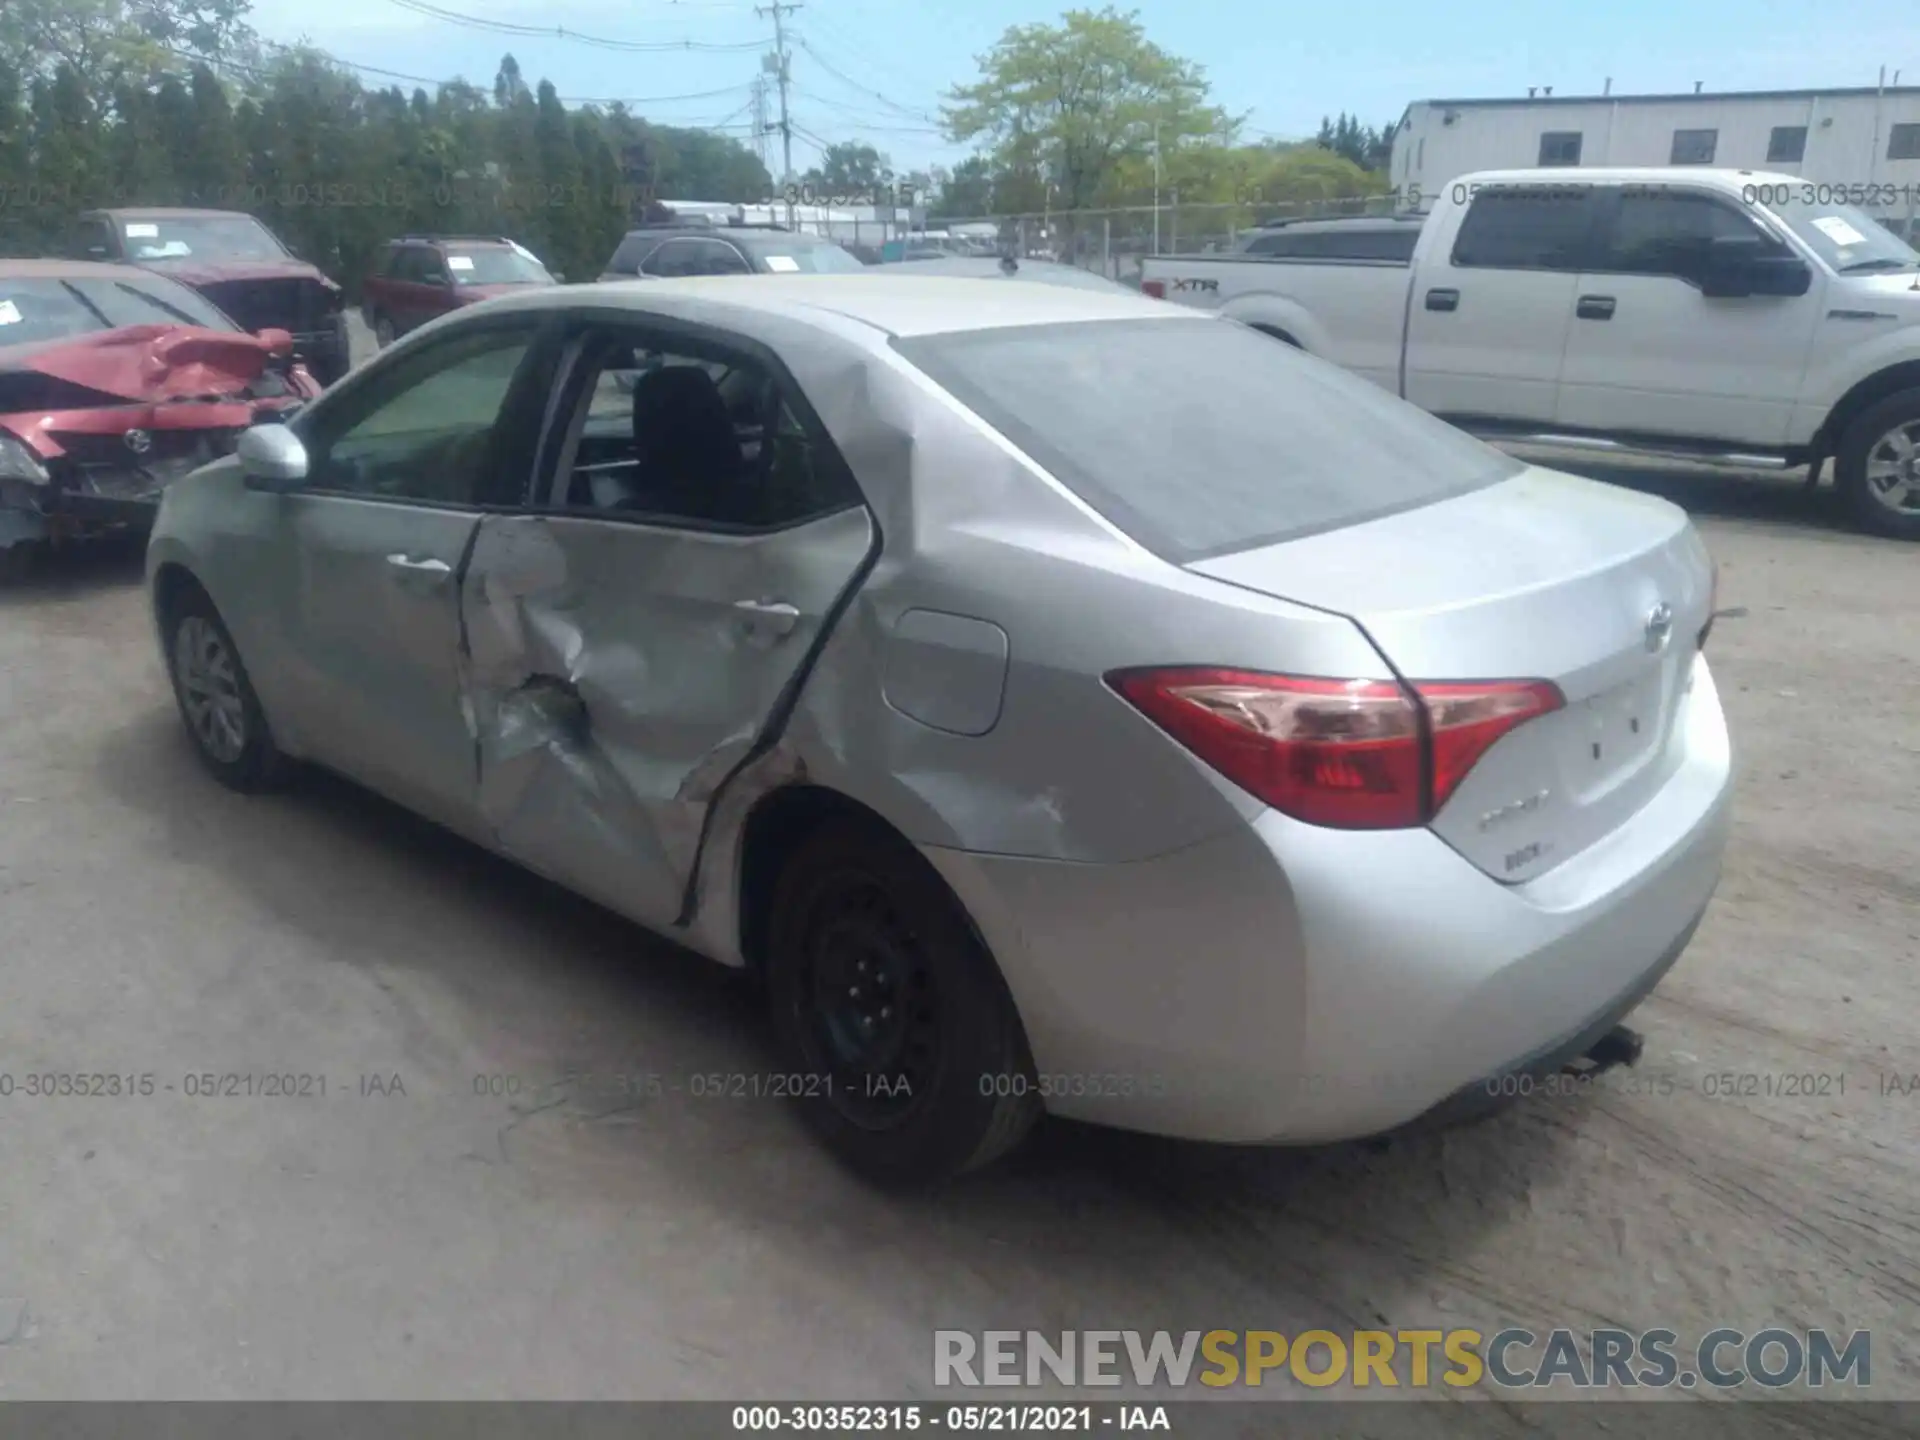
[237,424,310,492]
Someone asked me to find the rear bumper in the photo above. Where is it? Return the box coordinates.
[923,653,1733,1144]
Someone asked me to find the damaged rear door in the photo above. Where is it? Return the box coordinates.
[461,316,875,931]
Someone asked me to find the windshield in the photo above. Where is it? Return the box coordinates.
[1754,195,1920,272]
[119,215,290,262]
[895,318,1521,560]
[445,248,552,285]
[0,275,239,347]
[759,239,867,274]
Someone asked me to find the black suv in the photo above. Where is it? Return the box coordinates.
[1233,214,1425,261]
[598,225,867,280]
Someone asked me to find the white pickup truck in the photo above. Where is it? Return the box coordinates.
[1141,167,1920,538]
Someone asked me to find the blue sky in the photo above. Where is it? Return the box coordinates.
[244,0,1920,176]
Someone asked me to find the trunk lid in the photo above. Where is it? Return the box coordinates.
[1186,466,1714,882]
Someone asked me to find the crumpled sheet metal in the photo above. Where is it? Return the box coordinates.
[723,313,1272,867]
[459,513,763,927]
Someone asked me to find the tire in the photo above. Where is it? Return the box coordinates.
[1835,387,1920,539]
[307,339,351,387]
[765,816,1041,1188]
[161,587,289,792]
[0,542,39,585]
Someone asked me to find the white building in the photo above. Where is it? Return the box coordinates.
[1392,85,1920,230]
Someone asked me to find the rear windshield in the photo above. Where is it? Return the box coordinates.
[0,275,237,347]
[894,318,1521,560]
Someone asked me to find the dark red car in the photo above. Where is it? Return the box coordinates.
[0,259,319,575]
[360,235,557,348]
[69,209,351,385]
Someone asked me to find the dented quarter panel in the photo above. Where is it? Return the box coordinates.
[651,295,1389,964]
[461,504,874,933]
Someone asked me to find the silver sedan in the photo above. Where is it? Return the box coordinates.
[147,275,1733,1186]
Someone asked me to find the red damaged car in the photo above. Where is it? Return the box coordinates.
[0,259,319,576]
[70,209,351,385]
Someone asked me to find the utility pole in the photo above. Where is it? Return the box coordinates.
[756,2,801,228]
[749,73,772,176]
[1152,121,1161,255]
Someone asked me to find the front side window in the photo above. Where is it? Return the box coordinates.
[1597,188,1789,285]
[303,324,538,504]
[544,328,861,529]
[1670,129,1718,165]
[1451,186,1594,270]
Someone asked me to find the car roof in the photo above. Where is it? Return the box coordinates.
[92,208,256,220]
[507,272,1184,338]
[390,235,517,248]
[886,257,1130,288]
[1454,166,1799,187]
[0,258,155,279]
[1258,214,1423,232]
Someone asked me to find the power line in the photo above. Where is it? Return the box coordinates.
[788,33,938,125]
[174,43,755,110]
[382,0,764,52]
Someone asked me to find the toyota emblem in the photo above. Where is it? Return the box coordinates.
[123,429,153,455]
[1644,601,1674,653]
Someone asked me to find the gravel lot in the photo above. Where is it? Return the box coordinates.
[0,376,1915,1421]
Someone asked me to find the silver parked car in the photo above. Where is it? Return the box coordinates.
[147,275,1733,1186]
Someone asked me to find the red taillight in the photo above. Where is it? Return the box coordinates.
[1141,279,1166,298]
[1108,667,1563,831]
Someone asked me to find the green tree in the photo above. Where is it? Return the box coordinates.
[942,6,1231,222]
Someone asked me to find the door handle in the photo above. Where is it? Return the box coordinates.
[1425,288,1460,312]
[1577,295,1617,320]
[733,598,800,642]
[385,554,452,589]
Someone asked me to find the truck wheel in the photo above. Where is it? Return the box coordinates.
[764,815,1041,1189]
[1836,388,1920,539]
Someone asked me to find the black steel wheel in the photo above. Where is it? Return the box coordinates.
[765,816,1040,1187]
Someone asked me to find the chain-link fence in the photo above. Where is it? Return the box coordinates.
[932,194,1409,284]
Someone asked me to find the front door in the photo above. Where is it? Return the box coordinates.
[271,316,556,836]
[463,320,874,930]
[1403,182,1598,424]
[1554,184,1824,446]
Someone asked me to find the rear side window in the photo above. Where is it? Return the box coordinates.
[894,318,1521,561]
[1451,186,1594,270]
